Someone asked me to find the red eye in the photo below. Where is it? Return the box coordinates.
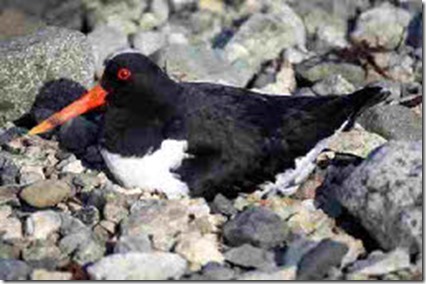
[117,68,131,80]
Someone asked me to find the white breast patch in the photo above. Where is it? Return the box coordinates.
[100,140,191,198]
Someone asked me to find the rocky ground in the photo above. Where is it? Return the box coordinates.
[0,0,423,280]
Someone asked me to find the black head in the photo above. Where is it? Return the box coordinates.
[100,52,180,111]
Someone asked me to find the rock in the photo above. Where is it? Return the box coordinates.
[103,202,128,224]
[59,116,100,154]
[20,180,72,208]
[258,61,296,95]
[350,3,412,50]
[312,74,355,96]
[87,252,188,280]
[87,25,130,77]
[223,206,288,249]
[83,0,147,34]
[25,210,62,240]
[31,269,72,280]
[201,262,236,280]
[0,204,12,220]
[132,31,166,56]
[153,44,252,87]
[0,153,19,185]
[19,165,45,185]
[175,231,224,271]
[224,244,276,271]
[358,104,422,141]
[22,242,65,269]
[330,141,422,255]
[210,193,237,216]
[0,217,22,240]
[296,56,366,86]
[0,8,45,41]
[60,159,85,175]
[224,6,305,73]
[73,206,100,226]
[237,267,296,280]
[296,239,349,280]
[1,0,84,30]
[0,27,94,126]
[326,127,387,158]
[121,199,214,251]
[348,248,411,276]
[0,241,17,259]
[0,259,31,280]
[114,234,152,253]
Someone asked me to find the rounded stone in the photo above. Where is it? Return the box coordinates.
[20,180,72,208]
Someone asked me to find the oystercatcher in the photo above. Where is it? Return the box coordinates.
[29,52,390,199]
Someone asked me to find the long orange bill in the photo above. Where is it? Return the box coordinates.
[28,84,108,135]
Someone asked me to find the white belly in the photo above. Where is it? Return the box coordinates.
[100,139,191,198]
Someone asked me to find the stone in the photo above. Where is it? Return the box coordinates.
[237,267,296,280]
[87,25,130,77]
[223,206,288,249]
[312,74,355,96]
[31,269,73,280]
[87,252,188,280]
[296,239,349,280]
[296,56,366,86]
[0,204,12,220]
[0,259,31,280]
[0,216,22,240]
[60,159,85,175]
[224,6,305,73]
[0,153,19,185]
[132,31,166,56]
[0,27,94,126]
[201,262,236,280]
[153,44,252,87]
[210,193,237,216]
[224,244,276,271]
[350,3,412,50]
[19,165,45,185]
[73,206,100,226]
[348,248,411,276]
[358,104,422,141]
[83,0,147,35]
[0,8,45,41]
[103,202,128,224]
[0,241,17,259]
[175,231,224,271]
[22,242,65,269]
[20,180,72,208]
[407,12,422,48]
[114,234,152,254]
[330,141,422,256]
[258,61,296,95]
[25,210,62,240]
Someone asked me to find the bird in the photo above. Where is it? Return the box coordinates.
[29,52,390,199]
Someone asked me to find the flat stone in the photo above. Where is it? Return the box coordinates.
[25,210,62,240]
[224,244,276,271]
[114,234,152,254]
[0,259,31,280]
[87,252,187,280]
[31,269,72,280]
[20,180,72,208]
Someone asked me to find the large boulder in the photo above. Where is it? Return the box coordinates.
[0,27,94,127]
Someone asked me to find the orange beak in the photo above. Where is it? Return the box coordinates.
[28,84,108,135]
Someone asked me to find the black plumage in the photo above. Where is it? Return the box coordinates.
[100,53,389,199]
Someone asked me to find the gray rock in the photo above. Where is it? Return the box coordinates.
[224,6,305,74]
[201,262,236,280]
[350,3,412,50]
[223,206,289,249]
[296,239,349,280]
[87,252,187,280]
[348,248,411,276]
[0,153,19,185]
[0,241,16,259]
[210,193,237,216]
[132,31,166,56]
[73,205,100,226]
[224,244,276,271]
[1,0,84,30]
[87,25,129,77]
[312,74,355,96]
[331,141,422,256]
[0,259,31,280]
[296,56,366,86]
[0,27,94,127]
[22,241,66,269]
[103,201,128,223]
[25,210,62,240]
[114,234,152,254]
[153,44,252,87]
[20,180,72,208]
[358,104,422,141]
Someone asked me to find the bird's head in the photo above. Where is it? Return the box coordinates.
[29,51,175,135]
